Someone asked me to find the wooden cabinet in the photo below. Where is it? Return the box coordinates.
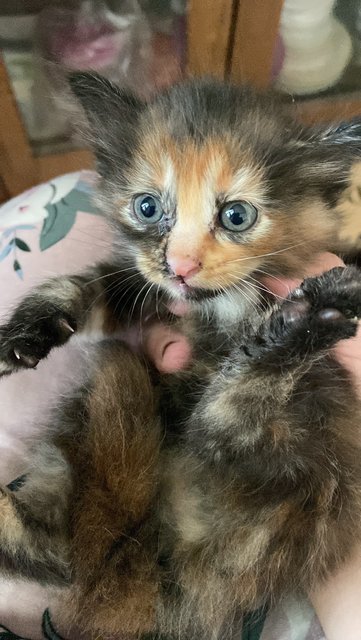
[190,0,361,123]
[1,0,361,201]
[187,0,284,87]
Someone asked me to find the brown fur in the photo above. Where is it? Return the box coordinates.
[57,344,161,635]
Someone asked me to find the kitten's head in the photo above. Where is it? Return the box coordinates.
[70,73,361,307]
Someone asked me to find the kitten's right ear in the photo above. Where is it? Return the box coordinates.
[68,72,144,176]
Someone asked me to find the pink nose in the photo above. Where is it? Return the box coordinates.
[167,256,201,280]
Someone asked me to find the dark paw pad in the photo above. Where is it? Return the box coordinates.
[317,308,346,323]
[281,300,310,324]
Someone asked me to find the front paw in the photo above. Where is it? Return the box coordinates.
[0,302,76,377]
[265,266,361,361]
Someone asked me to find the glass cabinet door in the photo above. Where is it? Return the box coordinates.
[0,0,187,157]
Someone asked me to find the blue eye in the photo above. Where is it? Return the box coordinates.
[219,201,258,232]
[133,194,163,223]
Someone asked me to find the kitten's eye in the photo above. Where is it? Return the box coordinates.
[133,194,163,223]
[219,201,258,232]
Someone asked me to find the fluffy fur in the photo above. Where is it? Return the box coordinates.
[0,76,361,639]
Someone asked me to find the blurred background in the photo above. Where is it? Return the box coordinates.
[1,0,361,203]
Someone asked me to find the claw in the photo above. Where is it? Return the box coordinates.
[291,287,306,300]
[58,318,75,337]
[13,350,39,369]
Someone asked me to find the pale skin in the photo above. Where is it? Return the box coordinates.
[144,252,361,639]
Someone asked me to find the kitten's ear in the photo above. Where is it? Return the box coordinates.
[68,72,144,176]
[310,118,361,252]
[315,117,361,147]
[279,116,361,204]
[314,117,361,203]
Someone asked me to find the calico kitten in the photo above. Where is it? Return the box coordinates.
[0,75,361,639]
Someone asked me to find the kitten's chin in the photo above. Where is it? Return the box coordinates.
[165,282,220,316]
[166,278,220,302]
[171,288,220,310]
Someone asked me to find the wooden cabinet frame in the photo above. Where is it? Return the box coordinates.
[187,0,283,87]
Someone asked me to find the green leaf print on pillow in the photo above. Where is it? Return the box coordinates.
[40,190,98,251]
[241,607,268,640]
[0,609,66,640]
[41,609,66,640]
[13,238,30,252]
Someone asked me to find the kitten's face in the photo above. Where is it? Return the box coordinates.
[115,133,268,299]
[119,134,325,299]
[116,132,332,305]
[71,75,361,306]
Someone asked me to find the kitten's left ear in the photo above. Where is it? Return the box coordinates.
[287,116,361,203]
[69,72,144,176]
[315,117,361,147]
[313,118,361,251]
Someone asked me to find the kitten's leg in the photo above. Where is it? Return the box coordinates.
[0,262,129,377]
[185,266,361,609]
[194,266,361,449]
[0,444,72,585]
[65,341,162,637]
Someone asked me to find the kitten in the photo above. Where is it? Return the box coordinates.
[0,75,361,639]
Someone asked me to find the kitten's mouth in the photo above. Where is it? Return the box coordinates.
[168,277,219,302]
[166,272,270,307]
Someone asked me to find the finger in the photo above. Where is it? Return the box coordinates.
[143,324,192,373]
[260,252,345,298]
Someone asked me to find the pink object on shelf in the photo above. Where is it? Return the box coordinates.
[40,6,126,71]
[271,34,285,82]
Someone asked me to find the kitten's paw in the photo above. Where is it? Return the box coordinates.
[268,266,361,357]
[0,304,76,377]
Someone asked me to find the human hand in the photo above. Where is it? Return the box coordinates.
[143,323,192,373]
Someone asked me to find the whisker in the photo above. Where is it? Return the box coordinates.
[228,273,267,310]
[86,272,140,317]
[110,273,143,317]
[155,283,161,321]
[254,268,295,291]
[227,241,307,264]
[245,273,290,303]
[128,280,152,327]
[232,281,260,316]
[86,265,137,286]
[139,282,155,334]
